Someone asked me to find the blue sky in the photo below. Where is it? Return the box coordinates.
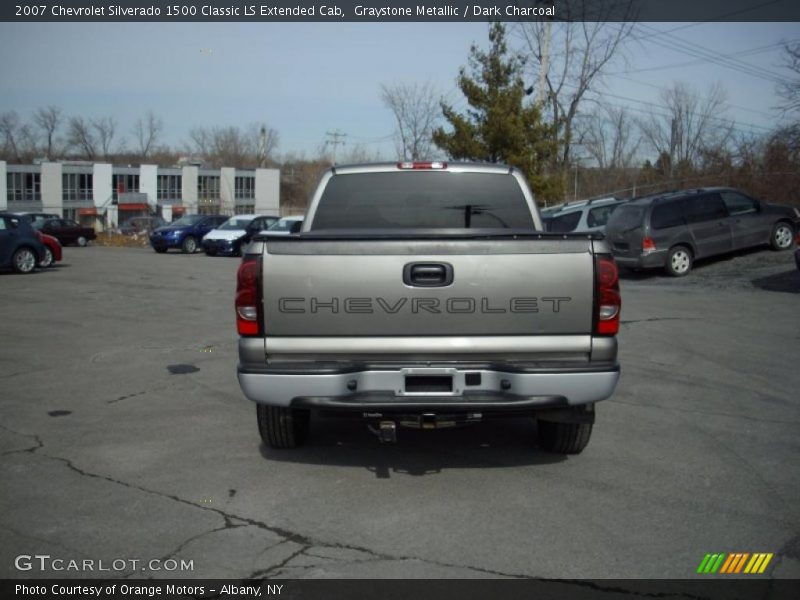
[1,21,798,161]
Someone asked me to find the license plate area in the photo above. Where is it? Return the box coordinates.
[405,375,452,393]
[400,368,458,396]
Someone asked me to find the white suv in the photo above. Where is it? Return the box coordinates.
[541,197,625,233]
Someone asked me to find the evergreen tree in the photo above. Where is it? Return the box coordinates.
[433,22,562,201]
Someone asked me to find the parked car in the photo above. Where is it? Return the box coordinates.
[37,232,62,268]
[15,212,59,230]
[202,214,279,256]
[117,216,166,236]
[541,197,625,233]
[605,187,800,276]
[0,213,46,274]
[263,215,304,235]
[149,214,228,253]
[38,218,96,247]
[795,247,800,272]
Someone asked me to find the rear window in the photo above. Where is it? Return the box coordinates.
[546,210,582,232]
[587,204,619,228]
[607,205,645,231]
[651,199,686,230]
[310,172,535,230]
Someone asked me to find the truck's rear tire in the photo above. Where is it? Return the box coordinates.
[537,419,593,454]
[257,405,309,448]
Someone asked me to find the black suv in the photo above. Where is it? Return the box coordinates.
[605,188,799,276]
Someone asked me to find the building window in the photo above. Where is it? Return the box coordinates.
[112,174,139,200]
[235,176,255,200]
[6,172,41,202]
[198,175,220,200]
[63,173,93,202]
[157,174,182,201]
[235,204,255,215]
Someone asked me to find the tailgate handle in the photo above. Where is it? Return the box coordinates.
[403,262,453,287]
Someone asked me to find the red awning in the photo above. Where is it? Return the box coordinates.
[118,203,149,211]
[172,206,186,213]
[78,208,98,216]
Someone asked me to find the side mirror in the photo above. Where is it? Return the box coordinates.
[290,221,303,234]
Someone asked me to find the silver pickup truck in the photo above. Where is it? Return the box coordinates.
[236,162,621,454]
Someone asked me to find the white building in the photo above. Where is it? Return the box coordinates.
[0,160,280,230]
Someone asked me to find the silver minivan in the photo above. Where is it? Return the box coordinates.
[605,187,799,276]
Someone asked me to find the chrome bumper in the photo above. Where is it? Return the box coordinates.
[238,365,620,410]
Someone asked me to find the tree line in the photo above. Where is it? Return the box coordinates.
[3,8,798,210]
[0,107,280,170]
[381,19,800,207]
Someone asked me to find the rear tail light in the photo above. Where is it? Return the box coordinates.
[595,255,621,336]
[642,237,656,254]
[235,255,263,337]
[397,161,447,170]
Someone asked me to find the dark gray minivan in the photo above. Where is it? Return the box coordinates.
[605,188,799,276]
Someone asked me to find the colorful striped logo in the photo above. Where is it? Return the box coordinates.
[696,553,773,574]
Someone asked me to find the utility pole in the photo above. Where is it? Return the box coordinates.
[537,21,551,107]
[574,161,579,201]
[324,130,347,164]
[669,117,677,178]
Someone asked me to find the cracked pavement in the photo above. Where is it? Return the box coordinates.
[0,245,798,579]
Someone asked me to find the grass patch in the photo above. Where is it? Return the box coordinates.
[94,232,150,248]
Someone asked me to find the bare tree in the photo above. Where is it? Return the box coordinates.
[67,117,97,159]
[579,104,641,170]
[92,116,118,159]
[187,127,211,159]
[638,82,734,173]
[380,81,440,160]
[187,123,279,167]
[515,1,636,172]
[188,125,252,167]
[777,42,800,114]
[132,110,163,159]
[208,126,253,167]
[0,111,39,162]
[33,106,63,159]
[0,111,23,161]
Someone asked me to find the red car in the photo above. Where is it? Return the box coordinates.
[38,218,96,247]
[37,231,62,268]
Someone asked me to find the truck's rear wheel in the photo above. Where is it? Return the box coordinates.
[257,405,309,448]
[537,419,593,454]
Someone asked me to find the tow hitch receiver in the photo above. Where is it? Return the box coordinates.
[368,420,397,443]
[366,412,484,442]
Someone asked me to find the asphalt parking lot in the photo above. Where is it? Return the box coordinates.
[1,244,798,580]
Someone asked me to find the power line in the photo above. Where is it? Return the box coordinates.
[624,0,787,43]
[637,23,786,84]
[610,39,798,77]
[323,130,347,163]
[605,73,775,120]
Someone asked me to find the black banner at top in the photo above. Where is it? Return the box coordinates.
[3,0,800,22]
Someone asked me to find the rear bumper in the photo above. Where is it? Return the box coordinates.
[613,249,667,270]
[237,364,620,412]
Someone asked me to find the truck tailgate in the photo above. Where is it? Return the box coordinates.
[261,238,594,337]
